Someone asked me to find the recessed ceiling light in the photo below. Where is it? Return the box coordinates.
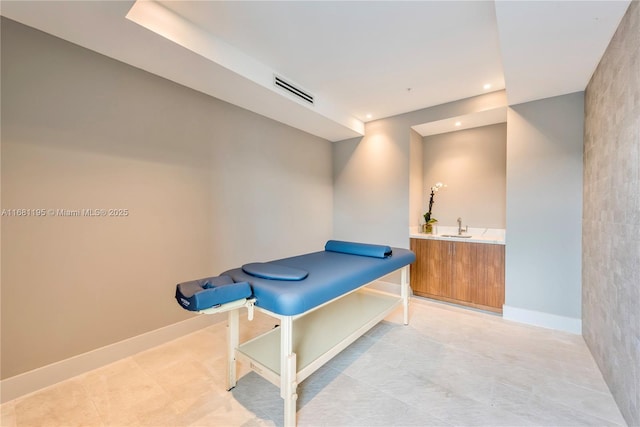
[483,83,492,90]
[455,121,462,127]
[366,114,372,119]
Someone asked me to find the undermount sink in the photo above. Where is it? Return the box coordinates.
[441,234,473,238]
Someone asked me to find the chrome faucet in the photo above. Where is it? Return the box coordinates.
[457,217,467,235]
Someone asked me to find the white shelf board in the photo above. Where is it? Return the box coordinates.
[237,288,400,379]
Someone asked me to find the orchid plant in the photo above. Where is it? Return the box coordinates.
[424,182,445,225]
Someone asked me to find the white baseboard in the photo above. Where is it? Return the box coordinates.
[503,305,582,334]
[0,313,225,404]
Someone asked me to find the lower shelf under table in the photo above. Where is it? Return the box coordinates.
[236,288,401,385]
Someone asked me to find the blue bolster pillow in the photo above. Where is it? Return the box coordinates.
[175,275,252,311]
[242,262,308,281]
[324,240,393,258]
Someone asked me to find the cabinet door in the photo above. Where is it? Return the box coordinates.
[472,244,505,309]
[425,239,451,296]
[451,241,475,302]
[409,238,428,295]
[409,238,451,297]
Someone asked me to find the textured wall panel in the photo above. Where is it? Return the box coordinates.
[583,2,640,425]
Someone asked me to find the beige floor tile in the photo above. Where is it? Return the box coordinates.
[188,397,263,427]
[0,401,17,427]
[132,337,197,374]
[3,296,627,427]
[167,391,230,425]
[146,353,226,399]
[13,379,102,427]
[81,357,173,425]
[532,377,627,425]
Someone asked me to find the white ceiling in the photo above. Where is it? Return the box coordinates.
[413,107,507,137]
[0,1,631,141]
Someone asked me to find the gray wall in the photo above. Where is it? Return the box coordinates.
[1,18,333,379]
[422,123,506,229]
[332,121,411,249]
[335,90,584,331]
[505,93,584,323]
[583,1,640,425]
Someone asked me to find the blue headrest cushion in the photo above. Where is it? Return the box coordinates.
[175,274,252,311]
[324,240,392,258]
[242,262,309,281]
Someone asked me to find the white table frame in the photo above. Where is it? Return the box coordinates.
[220,265,410,427]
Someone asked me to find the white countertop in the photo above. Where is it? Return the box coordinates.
[410,226,505,245]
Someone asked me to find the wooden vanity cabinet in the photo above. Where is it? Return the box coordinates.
[410,238,505,313]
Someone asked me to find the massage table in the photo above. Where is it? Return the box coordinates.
[175,240,415,426]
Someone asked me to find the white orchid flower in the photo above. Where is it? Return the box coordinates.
[431,182,445,192]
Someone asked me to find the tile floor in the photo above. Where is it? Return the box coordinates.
[0,297,627,427]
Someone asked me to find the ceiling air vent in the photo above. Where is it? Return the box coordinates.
[274,75,314,105]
